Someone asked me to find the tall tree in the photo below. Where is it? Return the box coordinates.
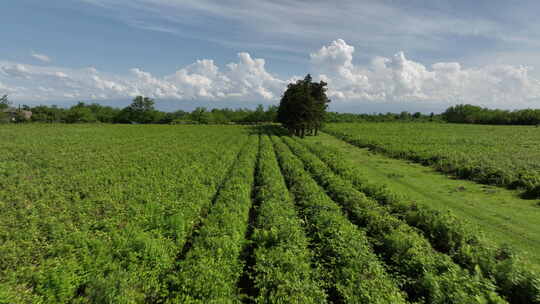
[277,74,330,137]
[0,95,10,110]
[116,96,159,123]
[64,102,97,123]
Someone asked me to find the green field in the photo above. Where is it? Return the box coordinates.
[325,122,540,198]
[1,124,539,303]
[304,133,540,267]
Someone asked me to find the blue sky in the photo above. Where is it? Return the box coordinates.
[2,0,540,112]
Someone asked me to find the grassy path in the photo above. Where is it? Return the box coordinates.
[306,133,540,268]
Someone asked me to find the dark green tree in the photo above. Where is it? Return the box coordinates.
[0,95,10,110]
[190,107,209,124]
[116,96,159,123]
[64,102,97,123]
[277,74,330,137]
[264,105,278,122]
[30,105,66,122]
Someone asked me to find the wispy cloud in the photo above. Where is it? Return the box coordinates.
[78,0,540,64]
[31,52,51,63]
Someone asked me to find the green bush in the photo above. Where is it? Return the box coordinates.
[300,135,540,304]
[251,135,327,303]
[282,135,506,303]
[272,136,407,304]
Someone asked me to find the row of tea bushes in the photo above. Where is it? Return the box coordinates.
[272,136,407,304]
[282,136,506,304]
[299,136,540,304]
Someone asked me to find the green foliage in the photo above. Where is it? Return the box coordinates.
[115,96,160,124]
[169,135,258,302]
[443,104,540,125]
[3,123,538,303]
[325,122,540,198]
[301,137,540,304]
[0,125,251,303]
[29,105,67,122]
[272,135,407,303]
[251,134,327,303]
[15,101,279,125]
[0,95,10,110]
[281,135,506,303]
[64,103,98,123]
[277,74,330,137]
[325,111,444,123]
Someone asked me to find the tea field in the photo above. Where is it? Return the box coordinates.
[1,124,539,303]
[324,122,540,198]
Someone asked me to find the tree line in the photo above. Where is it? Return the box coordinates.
[1,95,279,124]
[3,91,540,126]
[442,104,540,125]
[325,111,443,123]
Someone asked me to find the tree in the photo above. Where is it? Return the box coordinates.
[64,103,97,123]
[116,96,159,123]
[277,74,330,137]
[0,95,10,110]
[264,105,278,122]
[87,103,121,123]
[190,107,209,124]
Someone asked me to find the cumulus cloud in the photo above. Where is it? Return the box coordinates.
[31,52,52,63]
[309,40,540,108]
[0,52,286,103]
[2,39,540,109]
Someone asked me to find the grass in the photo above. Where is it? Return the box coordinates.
[305,132,540,269]
[325,122,540,197]
[2,124,539,302]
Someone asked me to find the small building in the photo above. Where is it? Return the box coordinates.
[1,107,32,122]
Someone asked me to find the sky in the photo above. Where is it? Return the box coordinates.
[2,0,540,113]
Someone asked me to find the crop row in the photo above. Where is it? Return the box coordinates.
[280,135,506,304]
[0,125,251,303]
[299,138,540,304]
[271,135,407,303]
[167,135,258,303]
[324,123,540,198]
[249,135,327,303]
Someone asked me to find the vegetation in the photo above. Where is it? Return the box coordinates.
[8,98,279,124]
[272,134,407,303]
[0,125,250,303]
[0,95,9,109]
[443,104,540,125]
[325,122,540,198]
[0,95,11,122]
[168,135,258,302]
[298,135,540,304]
[277,74,330,137]
[2,123,540,303]
[251,134,327,302]
[325,111,442,123]
[280,134,505,303]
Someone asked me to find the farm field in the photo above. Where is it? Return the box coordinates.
[324,122,540,198]
[303,133,540,268]
[1,124,539,303]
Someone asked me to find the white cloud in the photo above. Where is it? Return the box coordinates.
[2,40,540,110]
[0,52,286,103]
[31,52,52,63]
[79,0,540,69]
[308,40,540,108]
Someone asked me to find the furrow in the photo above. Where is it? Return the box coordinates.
[299,136,540,304]
[281,134,507,304]
[271,134,408,304]
[166,135,259,303]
